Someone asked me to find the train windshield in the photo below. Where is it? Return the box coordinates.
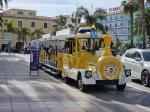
[78,38,104,52]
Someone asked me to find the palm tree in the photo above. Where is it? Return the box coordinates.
[3,21,15,52]
[15,28,23,52]
[138,0,150,48]
[75,6,107,33]
[121,0,139,47]
[55,15,67,30]
[32,29,44,39]
[145,7,150,41]
[15,27,22,41]
[5,21,16,33]
[0,0,10,26]
[133,7,150,40]
[21,27,30,45]
[133,18,142,37]
[0,0,10,7]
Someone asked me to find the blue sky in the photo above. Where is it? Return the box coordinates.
[7,0,122,17]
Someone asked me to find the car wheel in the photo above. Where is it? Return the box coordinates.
[78,76,87,92]
[141,71,150,87]
[116,83,126,91]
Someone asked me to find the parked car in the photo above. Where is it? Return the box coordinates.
[121,48,150,86]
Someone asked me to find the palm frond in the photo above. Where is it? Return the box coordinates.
[75,6,89,19]
[121,0,139,14]
[0,0,10,8]
[93,8,106,20]
[95,23,107,34]
[133,19,142,36]
[5,21,16,33]
[145,7,150,24]
[32,29,44,39]
[0,13,3,26]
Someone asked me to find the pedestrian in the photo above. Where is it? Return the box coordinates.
[90,25,98,38]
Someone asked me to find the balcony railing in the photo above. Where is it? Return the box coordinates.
[110,25,129,28]
[102,18,129,23]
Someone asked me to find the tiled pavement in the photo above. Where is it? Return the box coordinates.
[0,53,103,112]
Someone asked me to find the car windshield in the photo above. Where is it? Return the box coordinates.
[142,51,150,61]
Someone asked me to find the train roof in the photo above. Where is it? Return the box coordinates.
[46,34,104,40]
[37,33,105,42]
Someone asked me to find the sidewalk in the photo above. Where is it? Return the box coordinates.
[12,53,30,63]
[0,53,103,112]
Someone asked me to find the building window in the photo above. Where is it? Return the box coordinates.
[31,22,35,27]
[18,11,24,15]
[44,23,48,28]
[110,17,112,20]
[120,23,122,26]
[115,16,117,20]
[115,23,117,27]
[120,15,123,19]
[29,12,34,16]
[18,21,22,27]
[110,24,112,28]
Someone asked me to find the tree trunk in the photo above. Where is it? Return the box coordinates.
[23,36,25,47]
[130,12,134,47]
[147,24,150,41]
[139,0,146,48]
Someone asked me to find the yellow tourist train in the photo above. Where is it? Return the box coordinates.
[37,30,131,91]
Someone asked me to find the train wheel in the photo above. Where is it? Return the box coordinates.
[57,70,62,78]
[62,77,69,83]
[116,83,126,91]
[78,76,87,92]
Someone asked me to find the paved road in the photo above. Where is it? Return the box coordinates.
[0,53,150,112]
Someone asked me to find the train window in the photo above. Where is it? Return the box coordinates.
[57,40,65,53]
[78,38,104,52]
[73,39,76,52]
[63,39,73,54]
[64,41,70,48]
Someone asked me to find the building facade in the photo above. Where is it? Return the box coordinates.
[101,7,130,42]
[0,9,53,51]
[101,2,150,43]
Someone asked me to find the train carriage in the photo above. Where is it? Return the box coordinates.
[39,33,131,91]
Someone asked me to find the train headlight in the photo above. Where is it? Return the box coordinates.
[125,70,131,77]
[85,71,92,79]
